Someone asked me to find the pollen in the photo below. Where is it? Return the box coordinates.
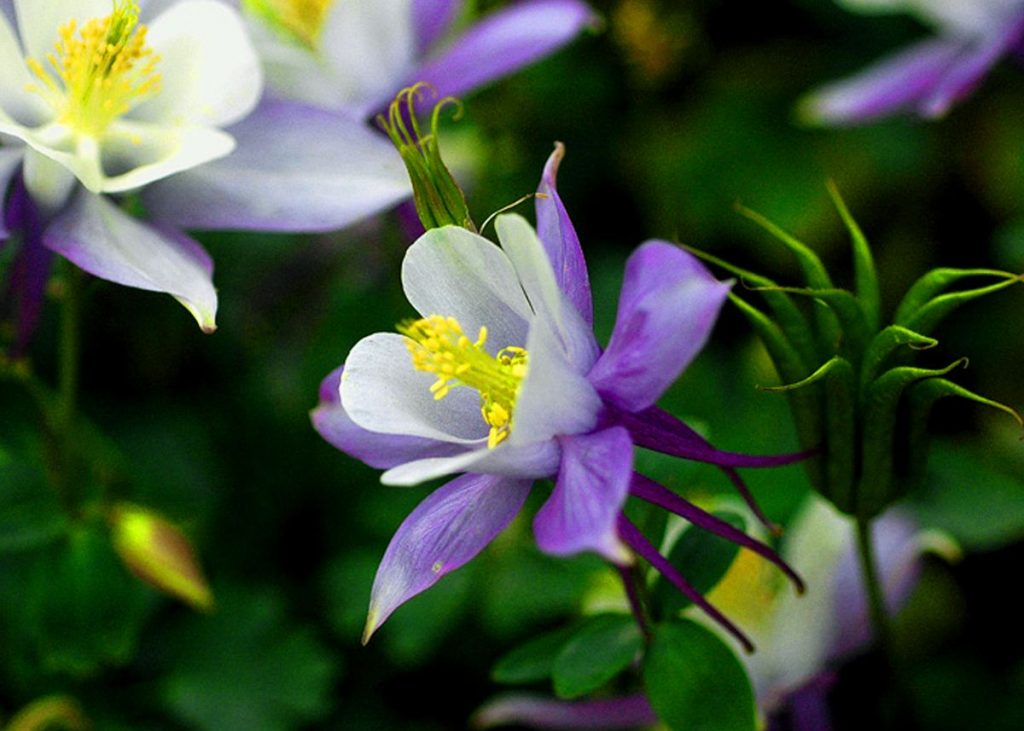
[246,0,335,48]
[25,1,161,138]
[399,315,529,449]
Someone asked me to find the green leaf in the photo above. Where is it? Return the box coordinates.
[652,511,746,617]
[492,626,577,685]
[644,619,756,731]
[552,614,643,699]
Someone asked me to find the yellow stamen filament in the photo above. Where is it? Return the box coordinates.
[25,1,161,138]
[248,0,336,48]
[399,315,529,449]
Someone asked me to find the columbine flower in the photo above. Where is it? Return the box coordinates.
[472,495,958,730]
[800,0,1024,124]
[312,144,806,646]
[239,0,598,120]
[0,0,409,335]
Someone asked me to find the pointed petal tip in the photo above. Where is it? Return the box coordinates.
[362,610,381,646]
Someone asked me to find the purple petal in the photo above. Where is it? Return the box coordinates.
[311,366,464,469]
[618,515,754,653]
[408,0,596,100]
[0,147,22,241]
[473,693,657,730]
[535,142,592,326]
[364,472,532,642]
[143,101,410,232]
[413,0,462,54]
[921,15,1024,117]
[587,242,731,413]
[43,192,217,332]
[800,38,966,125]
[630,473,804,593]
[533,427,632,564]
[2,177,53,357]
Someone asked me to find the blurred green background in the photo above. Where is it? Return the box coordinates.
[2,0,1024,728]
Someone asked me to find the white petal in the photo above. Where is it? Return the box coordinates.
[98,119,234,192]
[496,213,598,373]
[14,0,109,60]
[319,0,416,114]
[132,0,262,128]
[511,315,601,447]
[22,146,76,212]
[0,10,49,126]
[341,332,488,443]
[402,226,532,353]
[381,439,560,486]
[43,192,217,331]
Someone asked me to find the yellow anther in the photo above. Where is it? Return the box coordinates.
[399,315,529,449]
[26,1,161,138]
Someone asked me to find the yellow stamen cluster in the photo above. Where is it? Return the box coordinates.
[26,1,161,138]
[399,315,529,449]
[246,0,336,48]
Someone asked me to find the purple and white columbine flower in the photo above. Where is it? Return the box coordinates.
[0,0,409,337]
[801,0,1024,124]
[237,0,597,121]
[313,145,806,645]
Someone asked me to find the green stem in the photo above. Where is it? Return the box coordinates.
[855,514,891,655]
[59,267,81,430]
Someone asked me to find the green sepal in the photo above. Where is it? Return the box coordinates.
[827,181,881,332]
[893,268,1020,335]
[861,325,938,388]
[858,359,968,516]
[903,378,1024,492]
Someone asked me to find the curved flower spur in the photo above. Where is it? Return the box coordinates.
[312,141,808,650]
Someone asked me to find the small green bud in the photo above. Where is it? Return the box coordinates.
[109,503,213,611]
[378,83,476,232]
[5,695,89,731]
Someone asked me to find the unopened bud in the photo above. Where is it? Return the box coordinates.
[109,503,213,611]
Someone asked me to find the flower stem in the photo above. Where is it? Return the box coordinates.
[855,514,891,655]
[618,564,652,641]
[59,266,81,432]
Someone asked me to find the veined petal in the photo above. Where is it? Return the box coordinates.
[380,438,560,486]
[142,101,411,231]
[512,314,602,446]
[588,242,731,413]
[533,427,633,564]
[536,142,592,326]
[0,10,49,126]
[364,472,532,642]
[341,332,488,443]
[43,192,217,331]
[402,225,532,351]
[319,0,416,117]
[14,0,110,61]
[799,37,965,125]
[409,0,596,100]
[132,0,262,128]
[496,213,598,372]
[311,365,463,469]
[920,14,1024,117]
[412,0,461,54]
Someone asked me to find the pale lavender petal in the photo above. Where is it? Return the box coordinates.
[587,242,731,413]
[142,101,410,232]
[364,472,532,641]
[921,15,1024,117]
[43,192,217,331]
[535,142,592,326]
[413,0,461,53]
[533,427,632,564]
[473,693,657,730]
[800,38,966,125]
[408,0,596,100]
[311,366,463,469]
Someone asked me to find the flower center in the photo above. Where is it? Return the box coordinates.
[244,0,336,48]
[399,315,529,449]
[25,1,161,138]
